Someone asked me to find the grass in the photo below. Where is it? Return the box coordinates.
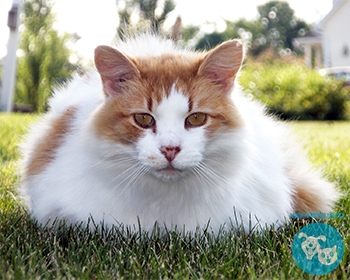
[0,113,349,279]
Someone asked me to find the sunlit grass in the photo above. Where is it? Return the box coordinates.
[0,114,349,279]
[291,121,350,181]
[0,114,38,213]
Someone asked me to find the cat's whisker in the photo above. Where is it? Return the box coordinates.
[110,163,141,185]
[90,153,137,168]
[192,164,220,188]
[197,162,229,185]
[202,161,287,207]
[122,164,148,186]
[191,166,218,194]
[195,163,253,213]
[117,164,150,196]
[192,164,248,215]
[199,162,231,185]
[101,150,138,161]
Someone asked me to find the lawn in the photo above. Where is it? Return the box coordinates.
[0,114,349,279]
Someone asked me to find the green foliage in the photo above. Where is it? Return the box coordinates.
[255,0,309,55]
[15,0,75,112]
[196,19,264,51]
[195,0,310,57]
[180,25,200,43]
[0,115,349,278]
[239,61,350,120]
[196,32,225,50]
[116,0,176,37]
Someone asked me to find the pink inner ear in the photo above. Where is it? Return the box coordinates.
[206,68,235,83]
[206,70,234,94]
[103,79,123,96]
[103,72,135,96]
[94,45,140,97]
[198,40,243,94]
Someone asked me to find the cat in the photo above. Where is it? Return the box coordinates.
[20,34,340,233]
[318,246,338,266]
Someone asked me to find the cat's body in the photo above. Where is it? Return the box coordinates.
[20,35,339,233]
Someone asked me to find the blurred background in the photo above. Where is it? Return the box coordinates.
[0,0,349,120]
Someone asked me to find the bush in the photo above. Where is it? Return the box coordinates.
[239,61,350,120]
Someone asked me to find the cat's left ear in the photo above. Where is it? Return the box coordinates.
[198,40,243,95]
[94,45,140,97]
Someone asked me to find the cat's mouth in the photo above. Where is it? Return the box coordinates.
[156,164,184,181]
[159,165,181,173]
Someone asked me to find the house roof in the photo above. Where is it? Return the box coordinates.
[297,31,322,45]
[318,0,347,29]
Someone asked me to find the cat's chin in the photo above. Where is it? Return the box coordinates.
[153,165,186,182]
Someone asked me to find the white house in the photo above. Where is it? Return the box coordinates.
[297,0,350,68]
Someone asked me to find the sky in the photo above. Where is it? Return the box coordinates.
[0,0,333,62]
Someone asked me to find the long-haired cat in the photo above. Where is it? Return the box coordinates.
[20,34,340,233]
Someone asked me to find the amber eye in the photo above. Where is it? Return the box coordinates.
[185,113,207,127]
[134,113,155,128]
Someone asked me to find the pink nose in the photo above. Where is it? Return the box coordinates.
[160,146,181,162]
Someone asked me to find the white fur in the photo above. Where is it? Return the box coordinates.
[20,36,339,233]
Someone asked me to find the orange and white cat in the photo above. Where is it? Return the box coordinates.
[20,35,339,233]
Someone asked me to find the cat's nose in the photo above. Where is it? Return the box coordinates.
[160,146,181,162]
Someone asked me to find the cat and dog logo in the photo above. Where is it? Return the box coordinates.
[292,223,344,275]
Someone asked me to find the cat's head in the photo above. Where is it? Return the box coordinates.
[318,245,338,265]
[93,38,244,182]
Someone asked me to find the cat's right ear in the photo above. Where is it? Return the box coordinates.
[198,40,244,95]
[94,46,140,97]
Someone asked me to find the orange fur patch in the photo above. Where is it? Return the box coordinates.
[25,107,76,177]
[292,186,324,213]
[94,52,243,144]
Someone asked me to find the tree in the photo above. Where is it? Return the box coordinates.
[180,25,200,43]
[16,0,76,112]
[195,1,310,57]
[256,0,309,56]
[196,19,264,51]
[116,0,176,37]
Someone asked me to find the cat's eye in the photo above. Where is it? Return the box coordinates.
[134,113,155,128]
[185,113,207,127]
